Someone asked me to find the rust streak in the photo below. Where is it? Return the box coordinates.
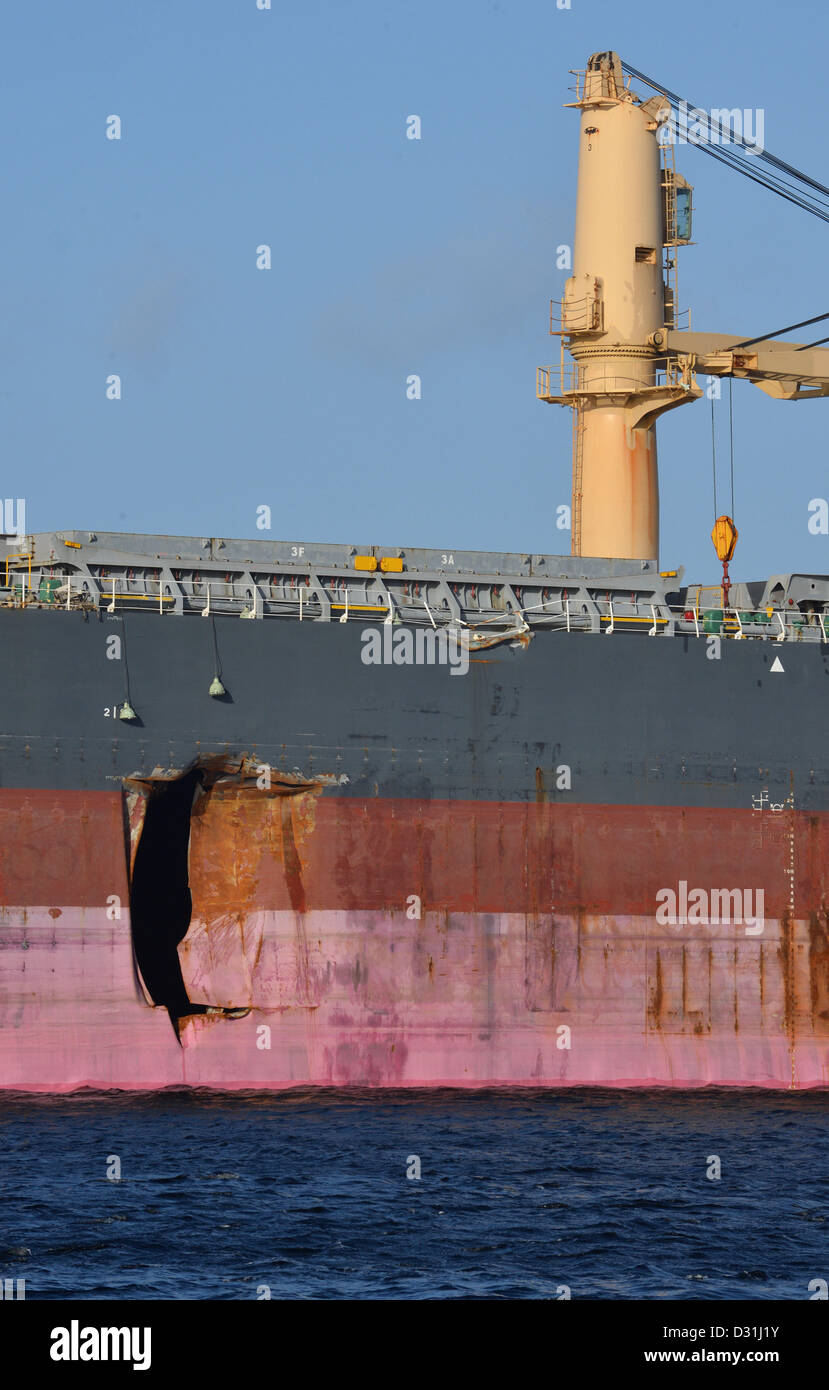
[648,948,664,1030]
[280,799,307,915]
[681,944,687,1015]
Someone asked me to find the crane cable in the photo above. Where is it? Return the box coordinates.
[657,113,829,221]
[710,381,735,526]
[620,61,829,223]
[728,377,735,521]
[711,393,718,522]
[709,375,734,525]
[620,60,829,197]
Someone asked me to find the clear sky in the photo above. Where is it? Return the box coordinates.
[3,0,828,583]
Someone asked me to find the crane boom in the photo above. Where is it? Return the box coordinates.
[657,329,829,399]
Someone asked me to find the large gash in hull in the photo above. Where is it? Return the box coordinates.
[1,602,829,1091]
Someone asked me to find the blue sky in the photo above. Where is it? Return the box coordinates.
[3,0,828,582]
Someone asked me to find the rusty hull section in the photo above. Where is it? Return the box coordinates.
[2,773,829,1089]
[173,769,829,1087]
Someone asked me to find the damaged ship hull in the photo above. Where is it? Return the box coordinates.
[1,605,828,1090]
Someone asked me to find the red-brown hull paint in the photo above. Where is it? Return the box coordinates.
[1,788,827,1090]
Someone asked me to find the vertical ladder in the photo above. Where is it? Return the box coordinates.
[661,141,679,329]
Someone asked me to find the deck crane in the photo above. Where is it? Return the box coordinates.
[538,51,829,563]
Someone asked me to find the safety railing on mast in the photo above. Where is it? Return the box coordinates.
[537,356,694,401]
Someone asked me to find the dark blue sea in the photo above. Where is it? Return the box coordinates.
[1,1089,826,1300]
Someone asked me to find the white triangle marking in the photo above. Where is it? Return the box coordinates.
[770,656,784,673]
